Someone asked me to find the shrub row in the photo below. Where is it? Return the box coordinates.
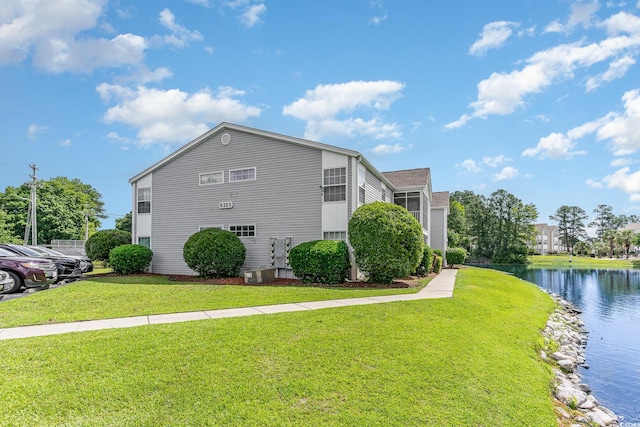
[288,240,350,284]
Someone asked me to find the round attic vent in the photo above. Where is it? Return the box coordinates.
[221,133,231,145]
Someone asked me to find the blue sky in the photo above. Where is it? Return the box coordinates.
[2,0,640,229]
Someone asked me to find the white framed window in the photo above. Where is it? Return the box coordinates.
[229,224,256,237]
[138,236,150,248]
[381,183,387,202]
[323,231,346,241]
[137,187,151,214]
[358,167,366,205]
[199,171,223,185]
[323,167,346,202]
[229,167,256,182]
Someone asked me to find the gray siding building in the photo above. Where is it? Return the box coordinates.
[130,123,448,277]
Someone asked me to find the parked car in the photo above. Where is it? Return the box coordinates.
[0,244,82,283]
[27,246,93,273]
[0,247,58,294]
[0,270,15,294]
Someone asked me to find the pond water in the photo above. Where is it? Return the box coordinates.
[486,265,640,423]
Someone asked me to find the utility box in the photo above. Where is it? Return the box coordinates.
[244,268,276,284]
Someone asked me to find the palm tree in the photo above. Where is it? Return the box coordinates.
[617,230,636,258]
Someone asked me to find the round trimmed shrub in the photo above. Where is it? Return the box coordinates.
[289,240,350,284]
[109,244,153,275]
[85,229,132,261]
[183,229,246,278]
[415,245,434,276]
[348,201,424,284]
[446,247,467,266]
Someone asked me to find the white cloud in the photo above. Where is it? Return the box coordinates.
[585,55,636,91]
[522,131,589,159]
[240,4,266,28]
[283,80,405,140]
[611,157,634,166]
[447,11,640,128]
[586,178,604,188]
[34,33,147,73]
[600,167,640,199]
[98,84,262,146]
[459,159,482,173]
[158,8,203,48]
[494,166,519,181]
[595,88,640,155]
[482,154,511,167]
[60,139,71,147]
[469,21,518,56]
[27,123,49,140]
[371,143,406,154]
[544,0,600,33]
[369,14,387,25]
[0,0,105,65]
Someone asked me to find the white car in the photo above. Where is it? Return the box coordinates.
[0,270,15,293]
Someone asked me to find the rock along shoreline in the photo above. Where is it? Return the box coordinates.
[542,291,619,426]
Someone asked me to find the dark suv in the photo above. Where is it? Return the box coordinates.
[0,244,82,283]
[0,247,58,294]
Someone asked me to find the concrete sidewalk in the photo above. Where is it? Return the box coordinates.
[0,269,457,341]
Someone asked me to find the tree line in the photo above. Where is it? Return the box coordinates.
[0,177,131,244]
[449,190,640,262]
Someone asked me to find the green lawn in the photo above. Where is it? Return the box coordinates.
[0,275,420,328]
[0,268,558,426]
[529,254,640,268]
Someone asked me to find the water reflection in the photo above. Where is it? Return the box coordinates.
[482,265,640,422]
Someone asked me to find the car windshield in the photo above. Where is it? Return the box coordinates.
[0,247,17,257]
[36,247,65,256]
[9,245,42,257]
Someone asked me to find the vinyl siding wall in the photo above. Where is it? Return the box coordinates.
[147,129,322,275]
[430,207,447,255]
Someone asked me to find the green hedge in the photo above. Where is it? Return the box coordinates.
[433,255,443,273]
[348,202,424,284]
[415,245,434,276]
[446,247,467,266]
[183,229,246,278]
[85,229,132,262]
[109,244,153,275]
[289,240,350,284]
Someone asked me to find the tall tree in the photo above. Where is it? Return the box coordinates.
[447,200,467,249]
[550,205,588,253]
[589,204,617,239]
[602,229,619,258]
[452,189,537,263]
[0,207,21,243]
[115,212,132,233]
[617,229,636,258]
[0,177,107,244]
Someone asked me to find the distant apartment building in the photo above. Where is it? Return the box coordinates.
[532,223,561,254]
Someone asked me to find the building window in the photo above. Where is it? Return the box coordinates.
[199,171,223,185]
[138,237,150,248]
[381,183,387,202]
[358,168,366,204]
[323,231,346,241]
[394,192,421,215]
[229,225,255,237]
[323,167,346,202]
[229,167,256,182]
[137,187,151,214]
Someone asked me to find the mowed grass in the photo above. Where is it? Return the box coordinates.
[529,254,640,268]
[0,268,558,426]
[0,275,420,328]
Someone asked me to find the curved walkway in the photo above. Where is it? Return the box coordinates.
[0,269,457,341]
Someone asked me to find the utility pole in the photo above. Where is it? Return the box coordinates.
[29,164,38,246]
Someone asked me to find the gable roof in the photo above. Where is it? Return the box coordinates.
[432,191,449,208]
[129,122,363,184]
[381,168,430,188]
